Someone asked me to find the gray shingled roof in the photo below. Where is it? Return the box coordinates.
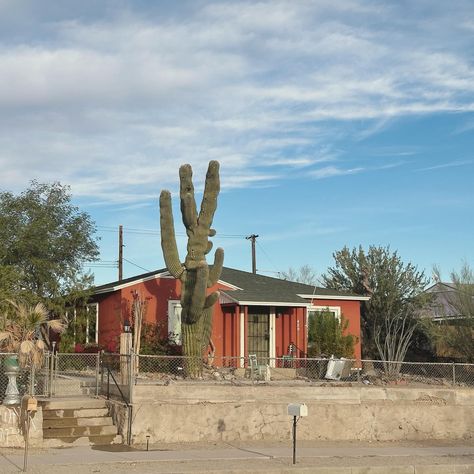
[219,267,359,304]
[92,266,362,303]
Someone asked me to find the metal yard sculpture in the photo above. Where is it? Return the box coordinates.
[159,161,223,376]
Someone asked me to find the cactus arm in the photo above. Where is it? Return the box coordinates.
[198,161,220,229]
[159,190,184,279]
[179,164,198,229]
[206,241,213,255]
[208,247,224,287]
[204,291,219,309]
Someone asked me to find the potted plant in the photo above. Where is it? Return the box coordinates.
[0,300,65,404]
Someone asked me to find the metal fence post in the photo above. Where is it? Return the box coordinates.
[452,362,456,386]
[127,352,134,446]
[100,352,104,396]
[29,365,35,396]
[128,352,134,405]
[95,352,100,397]
[49,352,55,397]
[43,352,49,396]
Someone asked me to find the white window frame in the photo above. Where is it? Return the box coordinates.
[86,303,99,344]
[168,300,182,344]
[308,305,341,321]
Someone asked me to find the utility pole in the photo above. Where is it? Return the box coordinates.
[246,234,258,274]
[118,225,123,281]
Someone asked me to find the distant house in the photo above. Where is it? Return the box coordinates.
[421,282,466,321]
[83,267,368,361]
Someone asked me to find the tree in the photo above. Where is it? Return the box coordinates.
[0,181,99,341]
[431,263,474,362]
[322,246,429,361]
[0,181,99,303]
[280,265,318,286]
[159,162,223,376]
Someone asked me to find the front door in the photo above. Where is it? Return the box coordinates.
[247,307,270,361]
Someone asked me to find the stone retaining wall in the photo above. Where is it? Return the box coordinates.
[129,384,474,444]
[0,404,43,447]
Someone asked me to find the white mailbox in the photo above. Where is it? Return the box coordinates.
[287,403,308,417]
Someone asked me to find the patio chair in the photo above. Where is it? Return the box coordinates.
[247,354,270,381]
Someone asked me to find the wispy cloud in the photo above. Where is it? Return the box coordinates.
[417,160,473,172]
[0,1,473,201]
[310,166,364,179]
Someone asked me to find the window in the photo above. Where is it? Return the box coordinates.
[168,300,182,344]
[308,306,341,321]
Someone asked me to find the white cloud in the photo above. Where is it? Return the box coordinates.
[0,1,473,200]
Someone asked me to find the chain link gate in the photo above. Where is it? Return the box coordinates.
[49,353,100,397]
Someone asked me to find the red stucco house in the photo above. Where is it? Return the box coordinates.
[85,267,368,361]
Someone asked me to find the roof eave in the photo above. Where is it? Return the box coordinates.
[93,271,173,294]
[297,293,371,301]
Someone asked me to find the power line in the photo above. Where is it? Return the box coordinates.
[256,240,281,276]
[123,258,152,273]
[96,225,245,239]
[84,264,118,268]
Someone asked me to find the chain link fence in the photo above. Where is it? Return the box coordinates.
[132,354,474,387]
[0,352,50,403]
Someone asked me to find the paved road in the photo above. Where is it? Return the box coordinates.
[1,440,474,473]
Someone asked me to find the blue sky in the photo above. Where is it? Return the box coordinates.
[0,0,473,285]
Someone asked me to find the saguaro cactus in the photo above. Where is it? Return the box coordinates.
[159,161,224,375]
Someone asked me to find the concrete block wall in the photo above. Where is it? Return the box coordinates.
[130,384,474,444]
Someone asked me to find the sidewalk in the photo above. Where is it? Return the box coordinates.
[1,440,474,473]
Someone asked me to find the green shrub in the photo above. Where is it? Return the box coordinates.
[307,310,356,358]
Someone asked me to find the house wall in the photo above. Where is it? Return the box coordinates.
[96,277,179,352]
[96,277,232,353]
[94,276,362,359]
[213,305,240,361]
[95,292,122,352]
[273,307,307,358]
[311,298,362,360]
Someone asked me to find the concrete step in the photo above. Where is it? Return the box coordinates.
[51,387,97,396]
[43,407,109,419]
[41,397,121,447]
[42,434,123,447]
[41,398,107,410]
[43,424,118,438]
[43,416,114,428]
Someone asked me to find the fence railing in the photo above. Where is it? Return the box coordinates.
[2,353,474,404]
